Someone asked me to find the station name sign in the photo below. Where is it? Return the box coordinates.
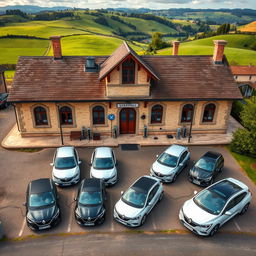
[117,103,139,108]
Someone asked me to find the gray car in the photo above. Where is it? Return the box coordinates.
[150,144,190,182]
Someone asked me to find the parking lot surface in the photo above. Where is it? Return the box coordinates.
[0,142,255,238]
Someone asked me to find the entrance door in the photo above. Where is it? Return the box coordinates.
[120,108,136,134]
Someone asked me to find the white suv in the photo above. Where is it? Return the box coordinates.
[150,144,190,182]
[90,147,117,186]
[51,146,81,186]
[179,177,252,236]
[114,175,163,227]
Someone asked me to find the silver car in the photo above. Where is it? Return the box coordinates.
[90,147,117,186]
[150,144,190,182]
[179,177,252,236]
[51,146,81,186]
[114,175,163,227]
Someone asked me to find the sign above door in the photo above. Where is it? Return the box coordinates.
[116,103,139,108]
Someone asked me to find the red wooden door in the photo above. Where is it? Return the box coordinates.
[120,108,136,134]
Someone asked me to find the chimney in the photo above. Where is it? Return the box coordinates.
[213,40,227,64]
[172,41,180,55]
[50,36,62,59]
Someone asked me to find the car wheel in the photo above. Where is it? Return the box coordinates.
[172,173,178,183]
[140,214,147,226]
[209,224,219,237]
[240,203,250,215]
[158,191,164,203]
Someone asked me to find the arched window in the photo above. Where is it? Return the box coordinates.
[122,58,135,84]
[181,104,194,123]
[34,106,48,126]
[59,106,73,125]
[93,106,105,125]
[202,103,216,122]
[151,104,163,124]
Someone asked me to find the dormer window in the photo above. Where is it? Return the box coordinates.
[122,58,135,84]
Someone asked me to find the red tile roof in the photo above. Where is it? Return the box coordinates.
[99,41,159,80]
[8,44,242,103]
[230,65,256,75]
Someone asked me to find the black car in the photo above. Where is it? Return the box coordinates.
[0,93,9,109]
[75,178,106,226]
[188,151,224,186]
[24,178,60,231]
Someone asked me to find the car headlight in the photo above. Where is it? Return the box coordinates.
[52,208,60,219]
[98,209,106,218]
[27,212,35,223]
[75,208,82,218]
[199,223,212,229]
[204,177,212,181]
[74,172,80,179]
[131,215,141,220]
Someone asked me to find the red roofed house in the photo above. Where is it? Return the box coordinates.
[230,65,256,97]
[8,37,242,139]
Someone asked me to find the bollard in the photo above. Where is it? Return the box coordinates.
[176,127,181,140]
[143,125,148,138]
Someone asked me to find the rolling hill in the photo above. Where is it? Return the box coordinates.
[239,21,256,32]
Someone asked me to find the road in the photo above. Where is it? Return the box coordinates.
[0,233,256,256]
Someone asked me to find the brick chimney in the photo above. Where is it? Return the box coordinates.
[172,41,180,55]
[213,40,227,64]
[50,36,62,59]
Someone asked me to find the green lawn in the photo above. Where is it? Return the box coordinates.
[226,146,256,185]
[0,38,49,64]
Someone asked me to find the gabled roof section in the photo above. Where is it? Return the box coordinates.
[99,41,159,81]
[230,65,256,75]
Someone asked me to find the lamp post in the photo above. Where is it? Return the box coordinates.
[188,104,195,143]
[57,104,64,145]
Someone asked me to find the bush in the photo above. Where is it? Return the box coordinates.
[231,100,246,122]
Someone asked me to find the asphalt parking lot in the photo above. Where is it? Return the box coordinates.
[0,141,256,238]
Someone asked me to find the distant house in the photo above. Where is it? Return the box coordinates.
[8,37,241,138]
[230,65,256,97]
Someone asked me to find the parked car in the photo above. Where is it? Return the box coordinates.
[90,147,117,186]
[51,146,81,186]
[188,151,224,186]
[24,178,61,231]
[150,144,190,182]
[74,178,106,226]
[0,93,9,109]
[114,175,163,227]
[179,177,252,236]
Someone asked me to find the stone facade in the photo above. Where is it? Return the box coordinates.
[15,100,232,137]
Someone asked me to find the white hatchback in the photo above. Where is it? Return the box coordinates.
[114,175,163,227]
[51,146,81,186]
[179,177,252,236]
[90,147,117,186]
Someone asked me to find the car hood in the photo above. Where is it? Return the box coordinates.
[90,166,116,179]
[152,160,175,175]
[28,205,57,221]
[115,198,142,218]
[77,204,103,218]
[190,166,212,179]
[182,199,216,224]
[53,166,79,179]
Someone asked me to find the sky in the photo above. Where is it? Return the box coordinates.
[0,0,256,9]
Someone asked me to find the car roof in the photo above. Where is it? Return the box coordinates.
[208,178,243,199]
[132,176,157,194]
[29,178,53,194]
[203,151,222,160]
[165,144,188,157]
[95,147,112,158]
[81,178,102,192]
[56,146,75,157]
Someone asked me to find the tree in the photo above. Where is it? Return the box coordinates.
[231,97,256,156]
[146,32,169,53]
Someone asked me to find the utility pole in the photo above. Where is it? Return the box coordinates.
[188,104,195,143]
[57,104,64,145]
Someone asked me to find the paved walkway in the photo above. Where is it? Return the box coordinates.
[1,116,243,149]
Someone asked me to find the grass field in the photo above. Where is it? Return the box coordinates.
[0,38,49,64]
[239,21,256,32]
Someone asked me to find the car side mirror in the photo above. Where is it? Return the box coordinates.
[193,190,198,195]
[121,191,124,195]
[148,201,153,206]
[156,155,159,158]
[23,202,27,206]
[50,163,54,166]
[225,211,232,216]
[179,163,184,167]
[78,160,82,165]
[74,197,77,201]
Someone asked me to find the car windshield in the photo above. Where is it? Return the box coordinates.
[193,189,227,215]
[79,191,102,206]
[93,157,114,170]
[29,191,55,207]
[55,157,76,169]
[195,157,215,172]
[157,152,178,168]
[122,188,147,208]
